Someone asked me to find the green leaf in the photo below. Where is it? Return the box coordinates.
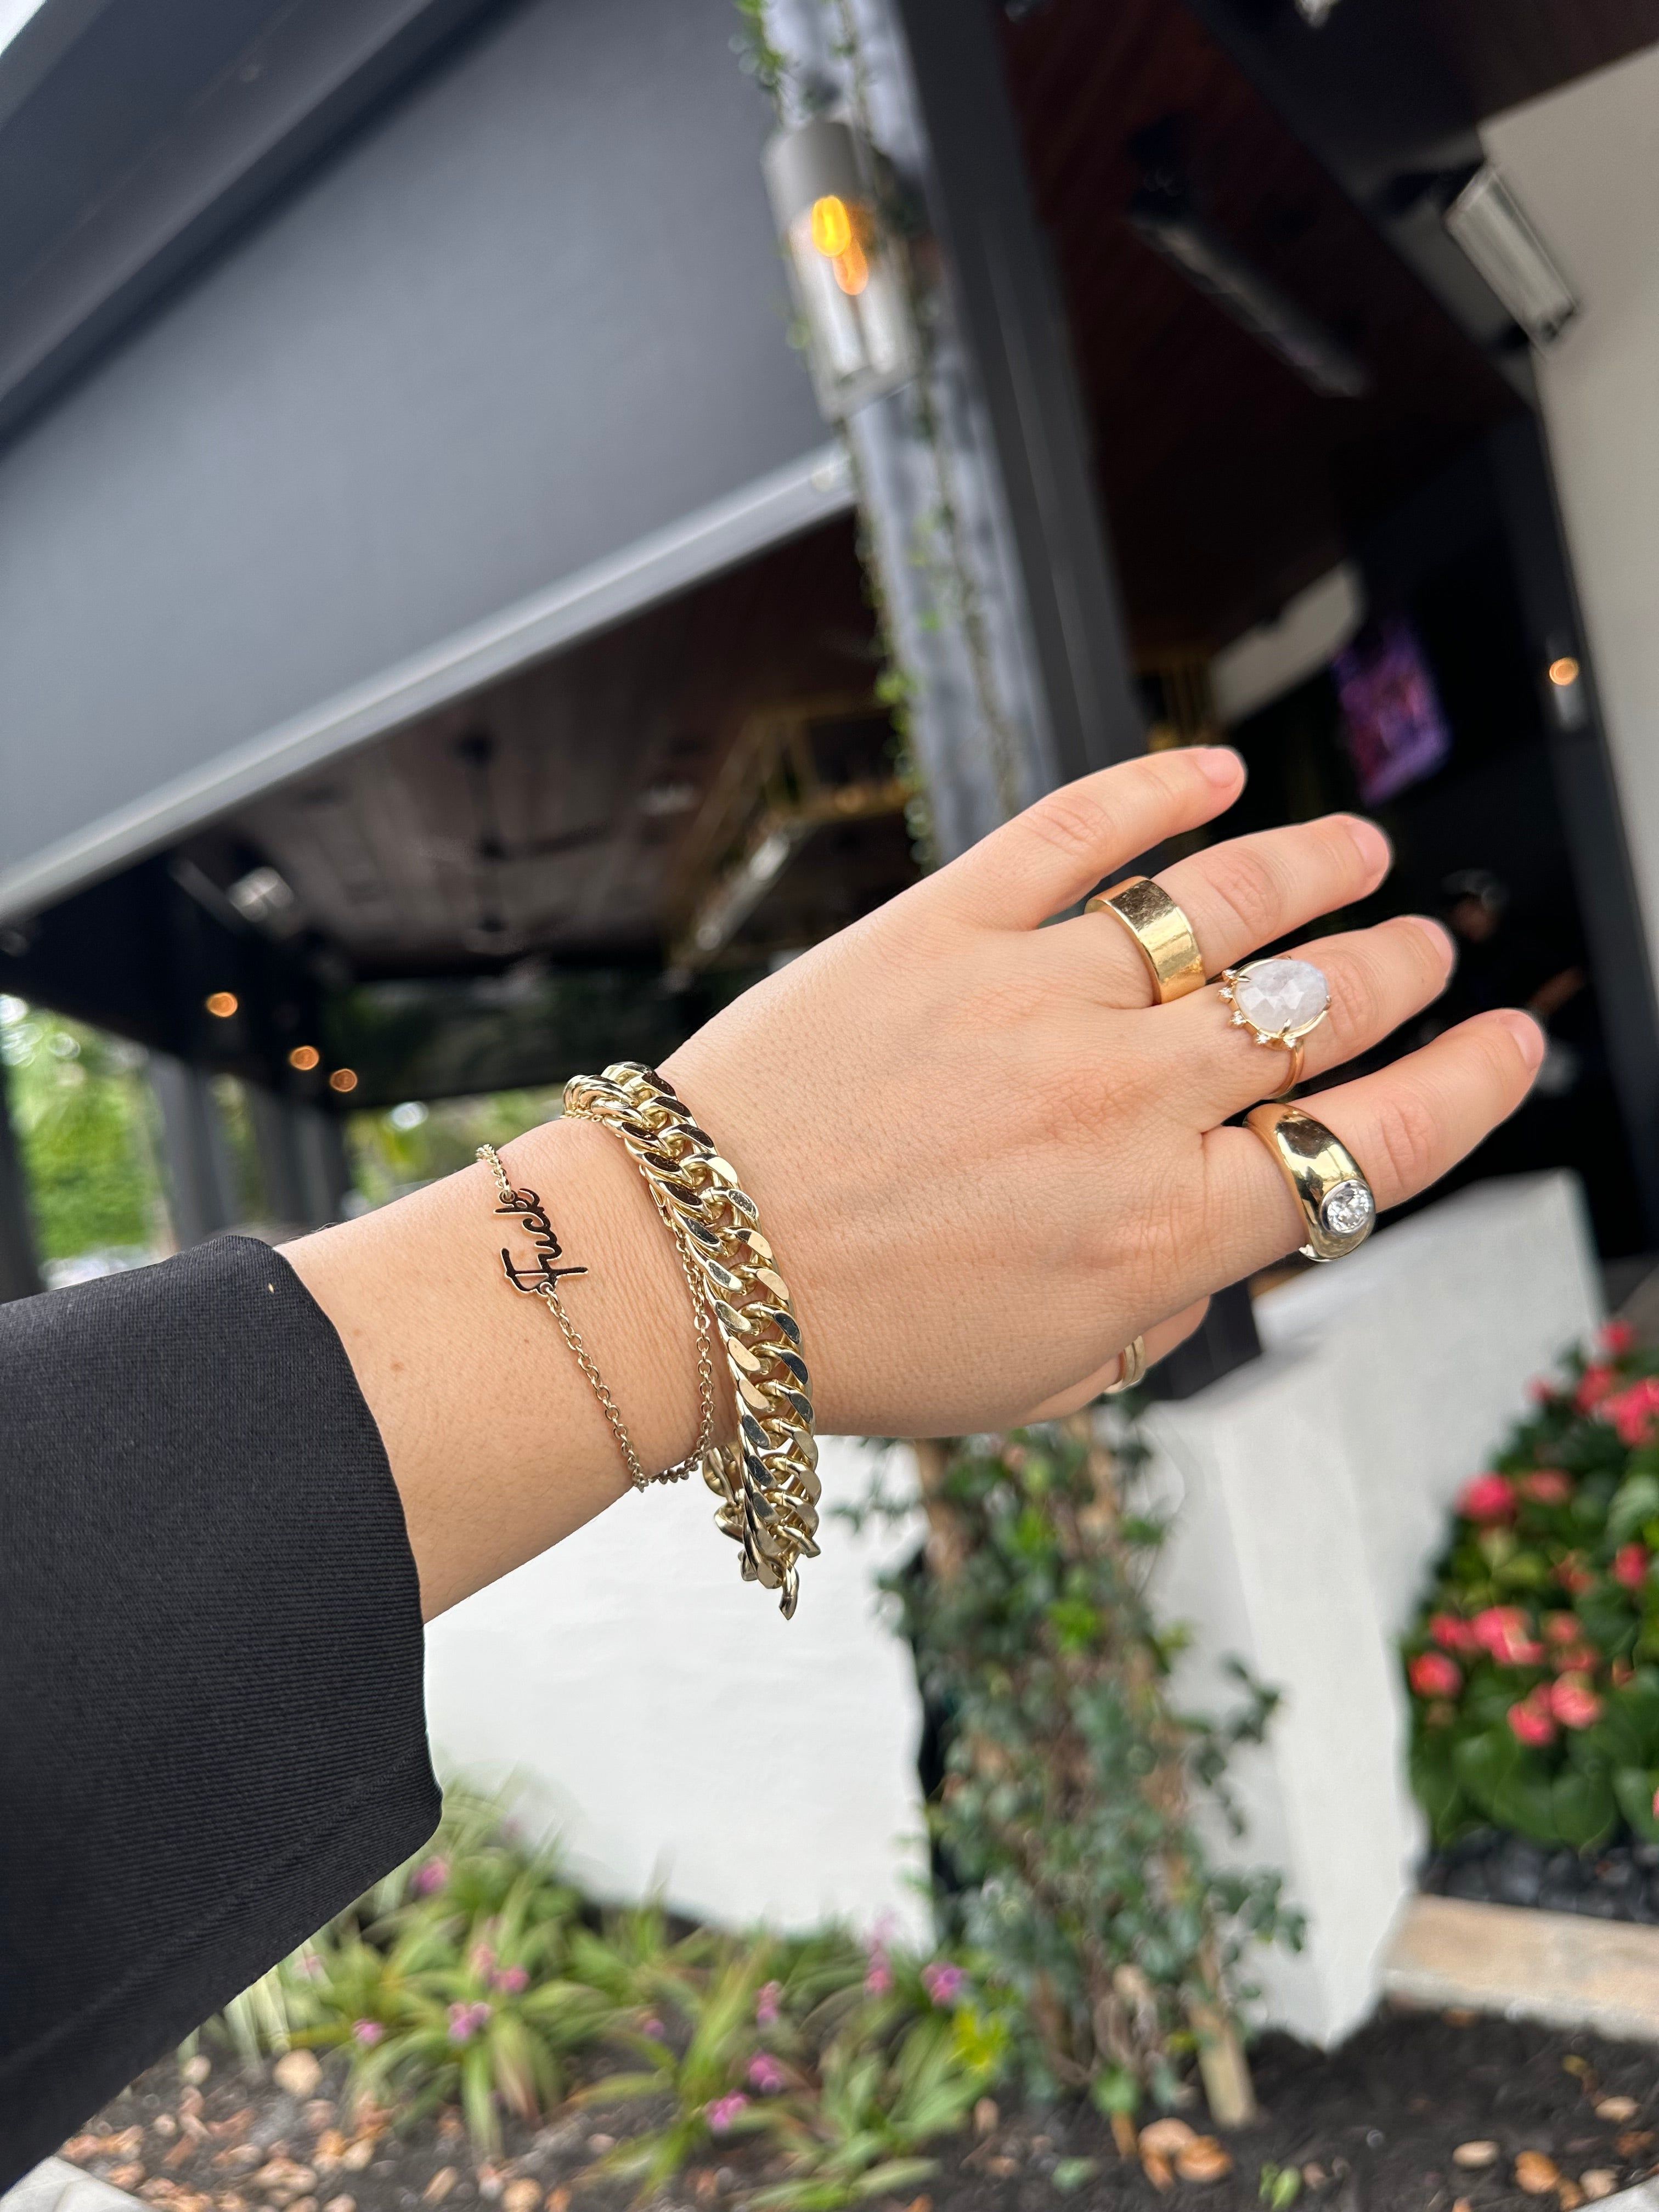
[1550,1768,1617,1850]
[1053,2159,1099,2194]
[1613,1768,1659,1842]
[1610,1474,1659,1547]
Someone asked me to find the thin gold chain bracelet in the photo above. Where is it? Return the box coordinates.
[562,1062,820,1618]
[477,1141,715,1491]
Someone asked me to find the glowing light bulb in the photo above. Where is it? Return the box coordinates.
[328,1067,359,1094]
[205,991,238,1018]
[1548,656,1580,687]
[288,1044,320,1071]
[810,195,853,258]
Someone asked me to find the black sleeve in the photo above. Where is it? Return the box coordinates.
[0,1237,441,2180]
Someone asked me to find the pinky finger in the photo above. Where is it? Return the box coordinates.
[1202,1008,1544,1283]
[1020,1299,1212,1422]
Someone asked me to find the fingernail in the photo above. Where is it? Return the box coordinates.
[1193,746,1244,787]
[1346,816,1391,873]
[1497,1008,1547,1070]
[1408,915,1456,969]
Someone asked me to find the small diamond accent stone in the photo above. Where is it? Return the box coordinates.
[1321,1179,1374,1238]
[1233,957,1330,1038]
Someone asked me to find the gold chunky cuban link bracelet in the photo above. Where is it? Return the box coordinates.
[562,1061,820,1618]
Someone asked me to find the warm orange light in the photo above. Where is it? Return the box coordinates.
[287,1044,321,1071]
[329,1067,359,1094]
[1548,656,1581,687]
[810,195,853,258]
[205,991,239,1019]
[832,238,870,296]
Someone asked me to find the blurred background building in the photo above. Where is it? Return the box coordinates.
[1,0,1657,1335]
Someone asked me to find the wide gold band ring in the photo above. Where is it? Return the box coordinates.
[1086,877,1206,1003]
[1246,1103,1376,1263]
[1103,1334,1148,1393]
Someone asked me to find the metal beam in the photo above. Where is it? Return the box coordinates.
[149,1054,239,1247]
[765,0,1144,859]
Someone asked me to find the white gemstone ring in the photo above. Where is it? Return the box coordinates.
[1217,955,1331,1096]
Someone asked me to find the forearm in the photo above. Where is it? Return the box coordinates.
[282,1111,722,1620]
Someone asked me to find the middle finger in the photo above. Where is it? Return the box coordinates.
[1151,912,1457,1126]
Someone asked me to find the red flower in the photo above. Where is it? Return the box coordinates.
[1521,1469,1573,1505]
[1604,1321,1636,1357]
[1531,1379,1561,1408]
[1614,1658,1637,1689]
[1409,1651,1463,1699]
[1508,1690,1558,1746]
[1430,1613,1479,1653]
[1458,1474,1516,1523]
[1472,1606,1544,1666]
[1613,1543,1651,1590]
[1606,1378,1659,1447]
[1549,1643,1599,1675]
[1556,1552,1595,1596]
[1549,1674,1602,1729]
[1543,1611,1582,1645]
[1579,1364,1618,1412]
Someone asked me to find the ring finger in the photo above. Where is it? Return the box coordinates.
[1047,813,1392,1008]
[1153,912,1457,1126]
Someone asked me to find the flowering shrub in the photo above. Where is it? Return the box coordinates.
[1405,1323,1659,1851]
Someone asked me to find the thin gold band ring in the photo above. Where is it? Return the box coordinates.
[1104,1334,1148,1393]
[1086,877,1206,1003]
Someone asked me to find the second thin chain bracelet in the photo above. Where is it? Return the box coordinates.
[562,1062,820,1619]
[477,1139,715,1491]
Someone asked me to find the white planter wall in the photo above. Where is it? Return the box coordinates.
[1146,1172,1602,2045]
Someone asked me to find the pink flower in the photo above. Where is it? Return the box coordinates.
[1604,1322,1637,1358]
[640,2015,665,2039]
[1472,1607,1544,1667]
[447,2000,492,2044]
[470,1943,496,1977]
[864,1946,893,1997]
[1522,1470,1573,1505]
[1652,1783,1659,1822]
[352,2019,385,2047]
[921,1961,967,2006]
[1549,1674,1602,1729]
[1531,1378,1562,1408]
[493,1965,529,1995]
[1544,1611,1582,1645]
[1606,1379,1659,1446]
[1579,1364,1618,1413]
[1508,1691,1557,1746]
[1429,1613,1479,1654]
[1409,1652,1463,1699]
[706,2094,749,2135]
[1549,1643,1598,1675]
[412,1857,449,1897]
[747,2053,787,2094]
[1459,1474,1516,1523]
[1614,1543,1651,1591]
[755,1981,783,2028]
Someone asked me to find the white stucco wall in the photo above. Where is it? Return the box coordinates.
[1482,48,1659,961]
[1147,1172,1603,2046]
[422,1436,932,1944]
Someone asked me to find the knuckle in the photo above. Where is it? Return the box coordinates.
[1364,1090,1440,1197]
[1321,951,1384,1052]
[1024,787,1111,871]
[1199,843,1285,945]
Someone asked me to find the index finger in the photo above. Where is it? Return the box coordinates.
[928,749,1246,930]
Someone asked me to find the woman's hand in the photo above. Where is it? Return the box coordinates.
[287,747,1541,1616]
[664,745,1541,1436]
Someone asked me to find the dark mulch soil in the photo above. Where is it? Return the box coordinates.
[67,2006,1659,2212]
[1423,1832,1659,1927]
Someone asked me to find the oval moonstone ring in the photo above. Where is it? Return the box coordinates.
[1217,956,1331,1095]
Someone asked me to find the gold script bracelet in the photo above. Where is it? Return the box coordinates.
[562,1062,820,1618]
[477,1141,714,1491]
